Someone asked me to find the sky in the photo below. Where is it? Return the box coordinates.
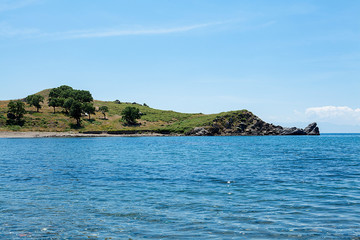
[0,0,359,132]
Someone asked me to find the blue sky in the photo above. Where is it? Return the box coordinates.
[0,0,359,132]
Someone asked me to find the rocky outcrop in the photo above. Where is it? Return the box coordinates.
[186,111,320,136]
[304,122,320,135]
[280,127,307,135]
[187,127,211,136]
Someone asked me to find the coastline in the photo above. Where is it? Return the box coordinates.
[0,130,322,138]
[0,131,173,138]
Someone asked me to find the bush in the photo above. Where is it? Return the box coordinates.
[7,100,26,125]
[121,106,141,125]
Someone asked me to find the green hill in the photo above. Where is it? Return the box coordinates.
[0,88,241,133]
[0,88,319,135]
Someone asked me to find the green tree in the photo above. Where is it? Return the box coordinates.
[48,98,57,113]
[47,86,94,124]
[49,85,73,99]
[58,85,73,94]
[7,100,26,125]
[69,101,83,126]
[73,90,93,103]
[121,106,141,125]
[26,94,44,112]
[61,89,74,99]
[83,102,95,120]
[49,88,60,99]
[48,97,64,113]
[49,85,74,112]
[99,106,109,119]
[63,98,75,113]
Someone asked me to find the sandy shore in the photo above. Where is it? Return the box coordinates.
[0,131,171,138]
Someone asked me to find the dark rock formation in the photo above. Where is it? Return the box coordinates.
[186,111,320,136]
[304,122,320,135]
[187,127,211,136]
[280,123,320,135]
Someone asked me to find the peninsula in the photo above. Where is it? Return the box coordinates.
[0,86,319,137]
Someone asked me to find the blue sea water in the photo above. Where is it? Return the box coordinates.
[0,135,360,239]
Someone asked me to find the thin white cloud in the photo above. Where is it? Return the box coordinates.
[0,22,39,37]
[0,18,278,40]
[0,0,39,12]
[42,22,223,40]
[0,21,224,39]
[305,106,360,125]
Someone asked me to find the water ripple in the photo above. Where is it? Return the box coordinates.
[0,135,360,239]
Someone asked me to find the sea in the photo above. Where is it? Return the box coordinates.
[0,134,359,239]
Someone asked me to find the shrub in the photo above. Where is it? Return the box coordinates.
[121,106,141,125]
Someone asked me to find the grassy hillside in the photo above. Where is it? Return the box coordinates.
[0,89,249,134]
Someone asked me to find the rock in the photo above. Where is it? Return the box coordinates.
[309,127,320,135]
[281,127,306,135]
[304,122,320,135]
[208,126,220,135]
[304,122,316,132]
[187,127,210,136]
[187,111,320,136]
[280,123,320,135]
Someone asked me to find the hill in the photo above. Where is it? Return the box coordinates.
[0,88,319,135]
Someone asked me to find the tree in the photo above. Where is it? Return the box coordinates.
[63,98,75,113]
[49,85,74,112]
[61,89,74,99]
[47,86,95,125]
[7,100,26,125]
[49,88,61,99]
[69,101,83,126]
[58,85,74,94]
[26,94,44,112]
[99,106,109,119]
[121,106,141,125]
[83,102,95,120]
[48,97,64,113]
[73,90,93,103]
[49,85,73,99]
[48,99,57,113]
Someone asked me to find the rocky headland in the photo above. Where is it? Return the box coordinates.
[186,111,319,136]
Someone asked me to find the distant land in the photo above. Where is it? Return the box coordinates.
[0,88,319,136]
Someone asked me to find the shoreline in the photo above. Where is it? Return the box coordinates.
[0,131,324,139]
[0,131,175,138]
